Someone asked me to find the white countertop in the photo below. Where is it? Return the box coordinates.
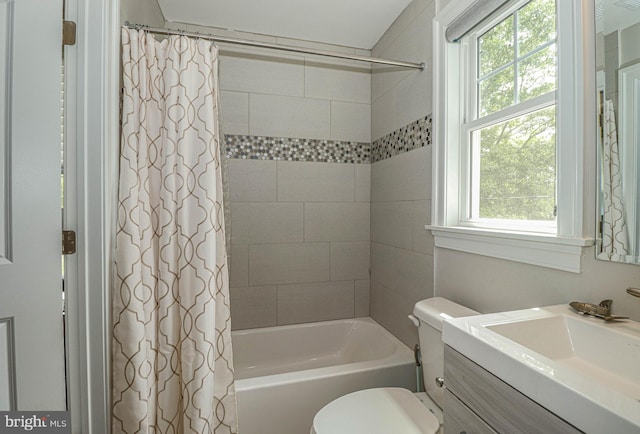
[442,304,640,434]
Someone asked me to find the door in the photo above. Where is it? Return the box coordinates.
[0,0,66,410]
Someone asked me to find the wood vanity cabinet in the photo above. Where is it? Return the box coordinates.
[443,346,583,434]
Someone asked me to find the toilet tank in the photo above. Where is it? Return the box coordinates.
[412,297,479,408]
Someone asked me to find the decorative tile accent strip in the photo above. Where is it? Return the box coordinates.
[225,135,371,164]
[224,115,432,164]
[371,115,432,163]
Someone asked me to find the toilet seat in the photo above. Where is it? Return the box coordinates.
[311,387,440,434]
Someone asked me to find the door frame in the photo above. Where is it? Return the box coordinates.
[63,0,119,432]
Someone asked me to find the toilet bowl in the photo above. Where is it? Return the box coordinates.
[310,297,479,434]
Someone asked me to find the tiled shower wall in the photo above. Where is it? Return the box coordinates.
[165,9,437,334]
[163,22,374,329]
[119,2,437,338]
[227,158,371,329]
[369,0,436,347]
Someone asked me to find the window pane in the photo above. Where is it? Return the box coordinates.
[473,105,556,221]
[517,0,556,57]
[518,44,556,102]
[479,15,514,77]
[479,67,514,116]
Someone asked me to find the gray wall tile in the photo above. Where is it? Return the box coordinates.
[231,202,303,245]
[412,200,433,255]
[230,286,277,330]
[220,91,249,135]
[305,202,370,242]
[355,280,370,317]
[369,280,383,322]
[220,51,304,97]
[371,147,430,202]
[249,243,330,285]
[370,242,397,291]
[230,244,249,288]
[330,101,371,143]
[330,241,370,281]
[305,60,371,104]
[277,281,355,325]
[380,288,419,347]
[396,248,433,301]
[355,164,371,202]
[371,201,413,249]
[228,159,276,202]
[277,161,355,202]
[249,94,331,139]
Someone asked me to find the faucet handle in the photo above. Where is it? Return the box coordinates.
[598,299,613,312]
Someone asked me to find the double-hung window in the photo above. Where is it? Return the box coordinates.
[431,0,593,272]
[464,0,557,232]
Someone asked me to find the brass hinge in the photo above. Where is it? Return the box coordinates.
[63,21,76,46]
[62,230,76,255]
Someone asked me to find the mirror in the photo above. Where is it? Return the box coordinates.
[595,0,640,264]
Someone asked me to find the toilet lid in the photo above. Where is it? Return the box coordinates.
[312,388,439,434]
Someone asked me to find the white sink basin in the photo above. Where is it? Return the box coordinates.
[443,304,640,433]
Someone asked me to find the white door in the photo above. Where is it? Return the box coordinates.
[0,0,66,410]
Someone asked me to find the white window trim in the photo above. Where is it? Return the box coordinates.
[431,0,594,273]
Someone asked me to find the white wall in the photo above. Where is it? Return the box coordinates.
[120,0,164,27]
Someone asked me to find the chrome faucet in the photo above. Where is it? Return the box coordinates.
[569,299,628,321]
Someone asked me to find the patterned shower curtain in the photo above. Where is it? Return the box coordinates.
[112,28,238,434]
[600,99,630,261]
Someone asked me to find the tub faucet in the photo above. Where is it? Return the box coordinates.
[569,299,628,321]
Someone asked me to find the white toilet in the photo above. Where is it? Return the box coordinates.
[310,297,479,434]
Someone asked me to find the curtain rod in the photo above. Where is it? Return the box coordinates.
[125,23,425,70]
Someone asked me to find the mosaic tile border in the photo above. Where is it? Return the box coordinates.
[371,115,432,163]
[224,115,432,164]
[225,135,371,164]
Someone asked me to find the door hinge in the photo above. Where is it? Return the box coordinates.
[63,21,76,46]
[62,230,76,255]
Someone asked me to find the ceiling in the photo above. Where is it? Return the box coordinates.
[156,0,413,49]
[596,0,640,34]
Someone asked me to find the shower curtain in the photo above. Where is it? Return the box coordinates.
[112,28,238,434]
[600,99,629,261]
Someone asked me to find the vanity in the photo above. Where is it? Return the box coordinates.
[442,305,640,433]
[443,347,581,433]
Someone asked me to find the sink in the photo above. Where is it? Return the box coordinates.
[488,314,640,400]
[443,304,640,433]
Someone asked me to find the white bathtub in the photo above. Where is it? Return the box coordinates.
[233,317,416,434]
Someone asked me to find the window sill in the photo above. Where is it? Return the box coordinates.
[426,225,594,273]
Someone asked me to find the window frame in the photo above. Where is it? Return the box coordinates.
[463,1,558,232]
[430,0,593,273]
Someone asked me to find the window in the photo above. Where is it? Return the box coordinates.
[464,0,557,231]
[431,0,593,272]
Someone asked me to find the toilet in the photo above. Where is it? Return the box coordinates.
[310,297,479,434]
